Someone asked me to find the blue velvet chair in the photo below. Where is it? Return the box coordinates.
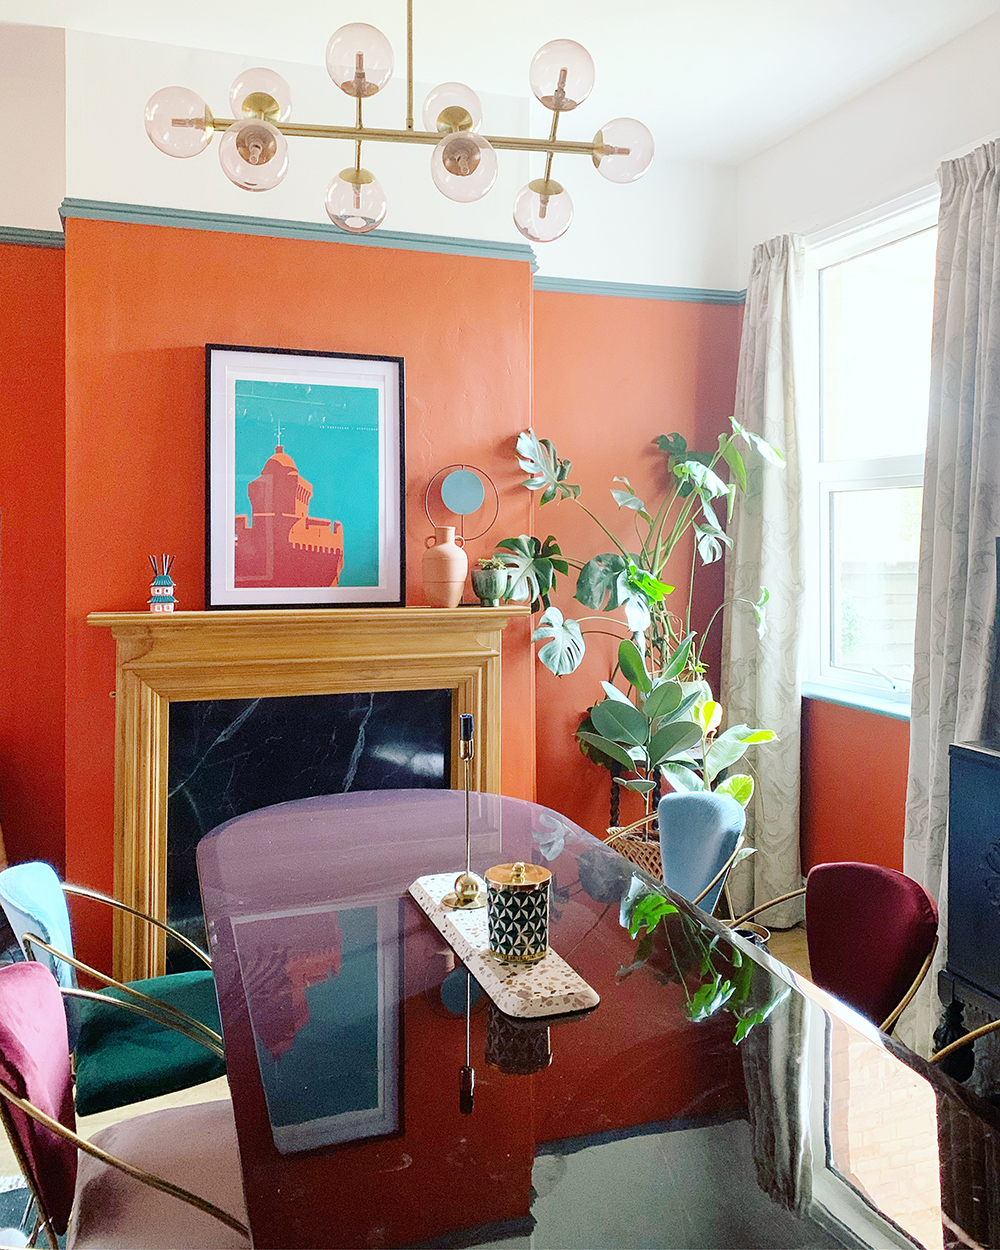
[0,862,225,1116]
[657,791,746,915]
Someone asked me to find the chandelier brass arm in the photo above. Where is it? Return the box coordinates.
[210,116,603,157]
[143,3,655,240]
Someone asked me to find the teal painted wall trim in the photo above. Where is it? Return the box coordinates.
[59,198,537,268]
[532,274,746,305]
[0,226,65,250]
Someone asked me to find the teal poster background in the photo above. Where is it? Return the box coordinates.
[252,906,381,1130]
[235,379,380,586]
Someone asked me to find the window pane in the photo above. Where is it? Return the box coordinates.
[831,487,921,686]
[821,229,936,461]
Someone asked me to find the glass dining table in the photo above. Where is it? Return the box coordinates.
[196,789,1000,1250]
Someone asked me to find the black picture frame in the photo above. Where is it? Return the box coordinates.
[205,343,405,609]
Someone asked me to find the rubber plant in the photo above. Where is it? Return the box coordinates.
[494,421,782,680]
[577,638,776,813]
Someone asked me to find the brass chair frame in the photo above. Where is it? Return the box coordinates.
[21,934,223,1054]
[733,888,938,1034]
[15,881,223,1054]
[0,1075,247,1249]
[61,884,212,969]
[929,1016,1000,1065]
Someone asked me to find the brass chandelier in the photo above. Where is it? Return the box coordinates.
[143,2,653,243]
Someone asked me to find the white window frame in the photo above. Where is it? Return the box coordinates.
[801,190,939,707]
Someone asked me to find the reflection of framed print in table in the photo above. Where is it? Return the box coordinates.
[206,344,405,608]
[231,899,401,1155]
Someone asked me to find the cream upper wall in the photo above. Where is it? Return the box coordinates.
[64,30,531,245]
[0,24,64,231]
[736,9,1000,269]
[14,11,1000,290]
[0,23,742,291]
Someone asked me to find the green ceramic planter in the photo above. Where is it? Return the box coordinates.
[471,566,509,607]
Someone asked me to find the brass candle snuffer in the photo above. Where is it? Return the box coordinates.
[442,713,486,911]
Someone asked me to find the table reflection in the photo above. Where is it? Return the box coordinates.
[198,790,1000,1250]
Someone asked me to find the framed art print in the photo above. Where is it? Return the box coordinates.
[231,899,401,1154]
[206,344,405,608]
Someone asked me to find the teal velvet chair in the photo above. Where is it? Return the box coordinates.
[657,791,747,916]
[0,862,225,1116]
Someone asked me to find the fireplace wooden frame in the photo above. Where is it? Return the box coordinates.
[89,607,527,980]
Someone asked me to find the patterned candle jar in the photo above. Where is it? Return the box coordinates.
[485,861,552,964]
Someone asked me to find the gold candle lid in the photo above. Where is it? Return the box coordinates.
[485,861,552,890]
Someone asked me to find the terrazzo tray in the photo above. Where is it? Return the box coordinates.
[409,873,600,1018]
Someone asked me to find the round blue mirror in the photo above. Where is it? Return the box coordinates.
[441,468,486,516]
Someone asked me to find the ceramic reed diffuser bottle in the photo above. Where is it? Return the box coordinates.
[423,525,468,607]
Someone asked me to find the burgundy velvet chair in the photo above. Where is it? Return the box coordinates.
[737,861,938,1033]
[0,961,248,1249]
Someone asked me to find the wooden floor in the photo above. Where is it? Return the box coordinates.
[767,923,811,979]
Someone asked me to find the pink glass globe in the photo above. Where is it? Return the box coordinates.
[326,24,394,97]
[218,120,288,191]
[229,68,292,122]
[325,169,388,233]
[422,82,483,134]
[431,133,497,203]
[144,87,214,158]
[528,40,595,111]
[513,179,573,243]
[593,118,654,183]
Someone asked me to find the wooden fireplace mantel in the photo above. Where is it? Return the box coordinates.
[89,606,528,979]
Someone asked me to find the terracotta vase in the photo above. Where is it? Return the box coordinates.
[423,526,468,607]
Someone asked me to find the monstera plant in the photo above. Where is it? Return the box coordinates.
[620,888,791,1045]
[494,421,782,679]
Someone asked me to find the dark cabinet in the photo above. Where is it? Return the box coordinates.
[941,741,1000,1015]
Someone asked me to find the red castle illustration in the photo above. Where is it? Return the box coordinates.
[235,444,344,588]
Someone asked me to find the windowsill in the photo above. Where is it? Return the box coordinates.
[801,680,911,722]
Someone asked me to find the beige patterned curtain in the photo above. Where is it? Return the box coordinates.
[722,235,806,924]
[902,140,1000,1057]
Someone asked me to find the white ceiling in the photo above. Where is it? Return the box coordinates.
[3,0,1000,162]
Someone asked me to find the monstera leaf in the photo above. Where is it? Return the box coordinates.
[531,607,584,676]
[515,429,580,504]
[574,554,671,635]
[575,553,627,609]
[611,476,650,520]
[730,417,786,468]
[495,535,567,610]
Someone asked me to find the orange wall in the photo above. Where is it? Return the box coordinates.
[62,217,536,967]
[0,242,66,871]
[531,291,744,838]
[800,697,908,871]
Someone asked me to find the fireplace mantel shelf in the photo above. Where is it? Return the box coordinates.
[89,604,528,980]
[89,605,529,635]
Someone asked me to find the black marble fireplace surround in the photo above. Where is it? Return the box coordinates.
[166,689,452,971]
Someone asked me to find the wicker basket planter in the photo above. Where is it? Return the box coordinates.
[605,813,662,881]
